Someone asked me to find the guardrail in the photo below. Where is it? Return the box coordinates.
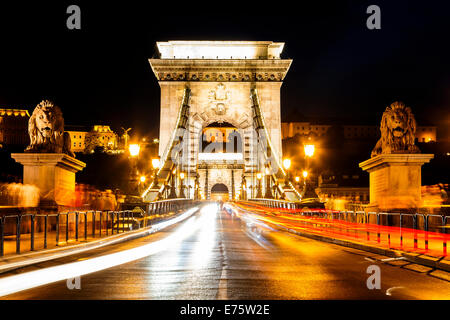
[247,199,299,210]
[238,200,450,256]
[243,200,449,233]
[0,198,196,257]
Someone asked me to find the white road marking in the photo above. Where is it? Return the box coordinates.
[386,286,405,296]
[381,257,406,262]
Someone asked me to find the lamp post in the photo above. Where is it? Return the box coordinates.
[256,172,263,198]
[264,166,273,199]
[151,158,160,188]
[304,144,315,158]
[303,170,308,179]
[283,158,291,188]
[179,172,186,198]
[138,175,146,194]
[194,176,199,200]
[128,144,140,195]
[168,167,178,199]
[303,144,319,199]
[241,175,247,200]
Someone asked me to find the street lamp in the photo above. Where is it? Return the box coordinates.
[194,176,199,200]
[264,166,273,199]
[283,158,291,170]
[256,172,263,198]
[302,144,319,200]
[304,144,315,157]
[241,175,247,200]
[129,144,140,157]
[140,176,146,183]
[168,167,178,199]
[152,158,160,170]
[283,158,291,188]
[128,144,140,195]
[179,172,186,198]
[151,158,160,188]
[294,176,301,191]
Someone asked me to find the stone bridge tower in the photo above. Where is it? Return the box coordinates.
[149,41,292,200]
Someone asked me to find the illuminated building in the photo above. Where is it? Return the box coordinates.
[67,129,88,152]
[66,125,119,153]
[0,108,30,147]
[282,122,437,142]
[315,173,370,211]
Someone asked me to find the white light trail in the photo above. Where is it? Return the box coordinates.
[190,203,218,269]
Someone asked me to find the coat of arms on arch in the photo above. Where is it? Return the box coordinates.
[208,83,231,116]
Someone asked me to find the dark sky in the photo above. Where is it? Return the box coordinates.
[0,1,449,139]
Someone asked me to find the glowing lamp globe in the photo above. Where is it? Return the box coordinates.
[283,158,291,170]
[304,144,315,157]
[152,158,160,169]
[129,144,140,157]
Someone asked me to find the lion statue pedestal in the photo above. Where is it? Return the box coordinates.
[11,153,86,208]
[11,100,86,209]
[359,102,433,211]
[360,154,433,211]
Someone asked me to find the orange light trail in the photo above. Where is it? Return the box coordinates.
[232,202,449,257]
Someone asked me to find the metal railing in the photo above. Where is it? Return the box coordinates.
[247,199,299,210]
[243,200,449,233]
[0,199,196,257]
[240,200,450,256]
[296,210,449,233]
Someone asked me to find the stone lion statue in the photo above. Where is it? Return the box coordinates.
[371,101,420,157]
[25,100,75,157]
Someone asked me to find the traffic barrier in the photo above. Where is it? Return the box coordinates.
[0,198,197,257]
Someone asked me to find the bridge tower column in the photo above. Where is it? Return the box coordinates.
[231,169,235,200]
[204,167,209,200]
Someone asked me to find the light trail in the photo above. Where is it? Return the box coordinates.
[232,202,450,258]
[0,205,217,297]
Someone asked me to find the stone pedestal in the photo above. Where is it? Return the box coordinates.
[11,153,86,208]
[359,154,433,211]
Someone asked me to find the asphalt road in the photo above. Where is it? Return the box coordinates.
[2,203,450,299]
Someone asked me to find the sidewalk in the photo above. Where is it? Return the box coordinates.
[0,225,157,274]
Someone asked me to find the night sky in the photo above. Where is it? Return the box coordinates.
[0,1,449,139]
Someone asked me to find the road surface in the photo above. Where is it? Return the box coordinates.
[2,203,450,299]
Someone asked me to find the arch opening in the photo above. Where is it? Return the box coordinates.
[210,183,229,201]
[199,121,242,154]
